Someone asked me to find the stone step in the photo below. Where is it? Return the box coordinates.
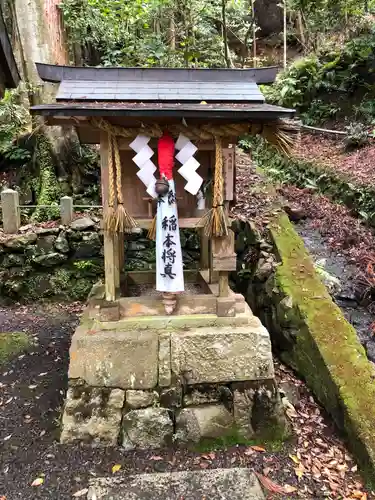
[87,468,265,499]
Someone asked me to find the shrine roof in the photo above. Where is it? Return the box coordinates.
[31,63,295,122]
[35,63,279,85]
[56,79,265,103]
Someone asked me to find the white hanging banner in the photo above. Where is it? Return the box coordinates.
[175,134,203,196]
[129,135,157,199]
[156,180,184,293]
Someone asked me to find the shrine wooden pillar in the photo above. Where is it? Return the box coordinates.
[100,131,121,301]
[213,146,236,315]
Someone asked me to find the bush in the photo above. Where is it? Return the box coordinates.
[265,30,375,117]
[344,122,369,148]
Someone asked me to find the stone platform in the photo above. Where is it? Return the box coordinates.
[87,468,265,499]
[61,296,287,447]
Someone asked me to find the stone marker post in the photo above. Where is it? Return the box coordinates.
[60,196,74,225]
[1,189,20,234]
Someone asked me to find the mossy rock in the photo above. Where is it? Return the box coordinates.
[270,213,375,483]
[1,254,25,268]
[127,249,156,263]
[71,232,101,258]
[0,332,32,365]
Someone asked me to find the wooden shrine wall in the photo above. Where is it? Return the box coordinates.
[120,150,212,218]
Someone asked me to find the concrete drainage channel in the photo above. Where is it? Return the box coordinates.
[234,213,375,483]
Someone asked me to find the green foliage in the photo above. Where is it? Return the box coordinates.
[0,88,31,164]
[59,0,253,68]
[265,29,375,120]
[344,121,369,148]
[354,98,375,124]
[287,0,375,50]
[300,99,340,125]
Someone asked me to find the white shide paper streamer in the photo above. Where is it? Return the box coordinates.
[175,134,203,196]
[129,135,157,198]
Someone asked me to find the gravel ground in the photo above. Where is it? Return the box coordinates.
[0,303,371,499]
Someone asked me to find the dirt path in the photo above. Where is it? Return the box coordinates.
[0,303,370,499]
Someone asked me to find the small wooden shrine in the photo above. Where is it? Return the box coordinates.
[33,63,295,318]
[31,64,296,448]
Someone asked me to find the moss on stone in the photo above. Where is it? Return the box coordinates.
[0,332,32,365]
[31,134,60,222]
[192,424,289,453]
[270,213,375,483]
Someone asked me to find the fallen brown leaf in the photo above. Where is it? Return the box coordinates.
[294,464,305,480]
[255,472,287,494]
[251,445,266,452]
[243,448,255,456]
[72,489,89,498]
[31,477,44,487]
[283,485,298,494]
[289,454,300,464]
[199,462,209,469]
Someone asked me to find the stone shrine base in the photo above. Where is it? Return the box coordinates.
[61,295,287,447]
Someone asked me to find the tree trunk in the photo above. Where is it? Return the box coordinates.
[251,0,257,67]
[296,10,306,48]
[221,0,233,68]
[283,0,287,69]
[169,9,176,50]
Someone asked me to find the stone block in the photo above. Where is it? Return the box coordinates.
[54,232,70,253]
[183,385,231,407]
[216,297,235,317]
[122,408,173,450]
[3,233,37,249]
[250,382,289,438]
[70,217,95,230]
[33,252,67,267]
[126,390,159,409]
[158,332,171,387]
[234,293,246,313]
[171,325,274,385]
[233,388,255,439]
[60,385,124,445]
[99,302,120,322]
[69,326,158,390]
[36,235,57,252]
[160,386,182,409]
[232,380,289,440]
[88,468,265,500]
[176,405,233,443]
